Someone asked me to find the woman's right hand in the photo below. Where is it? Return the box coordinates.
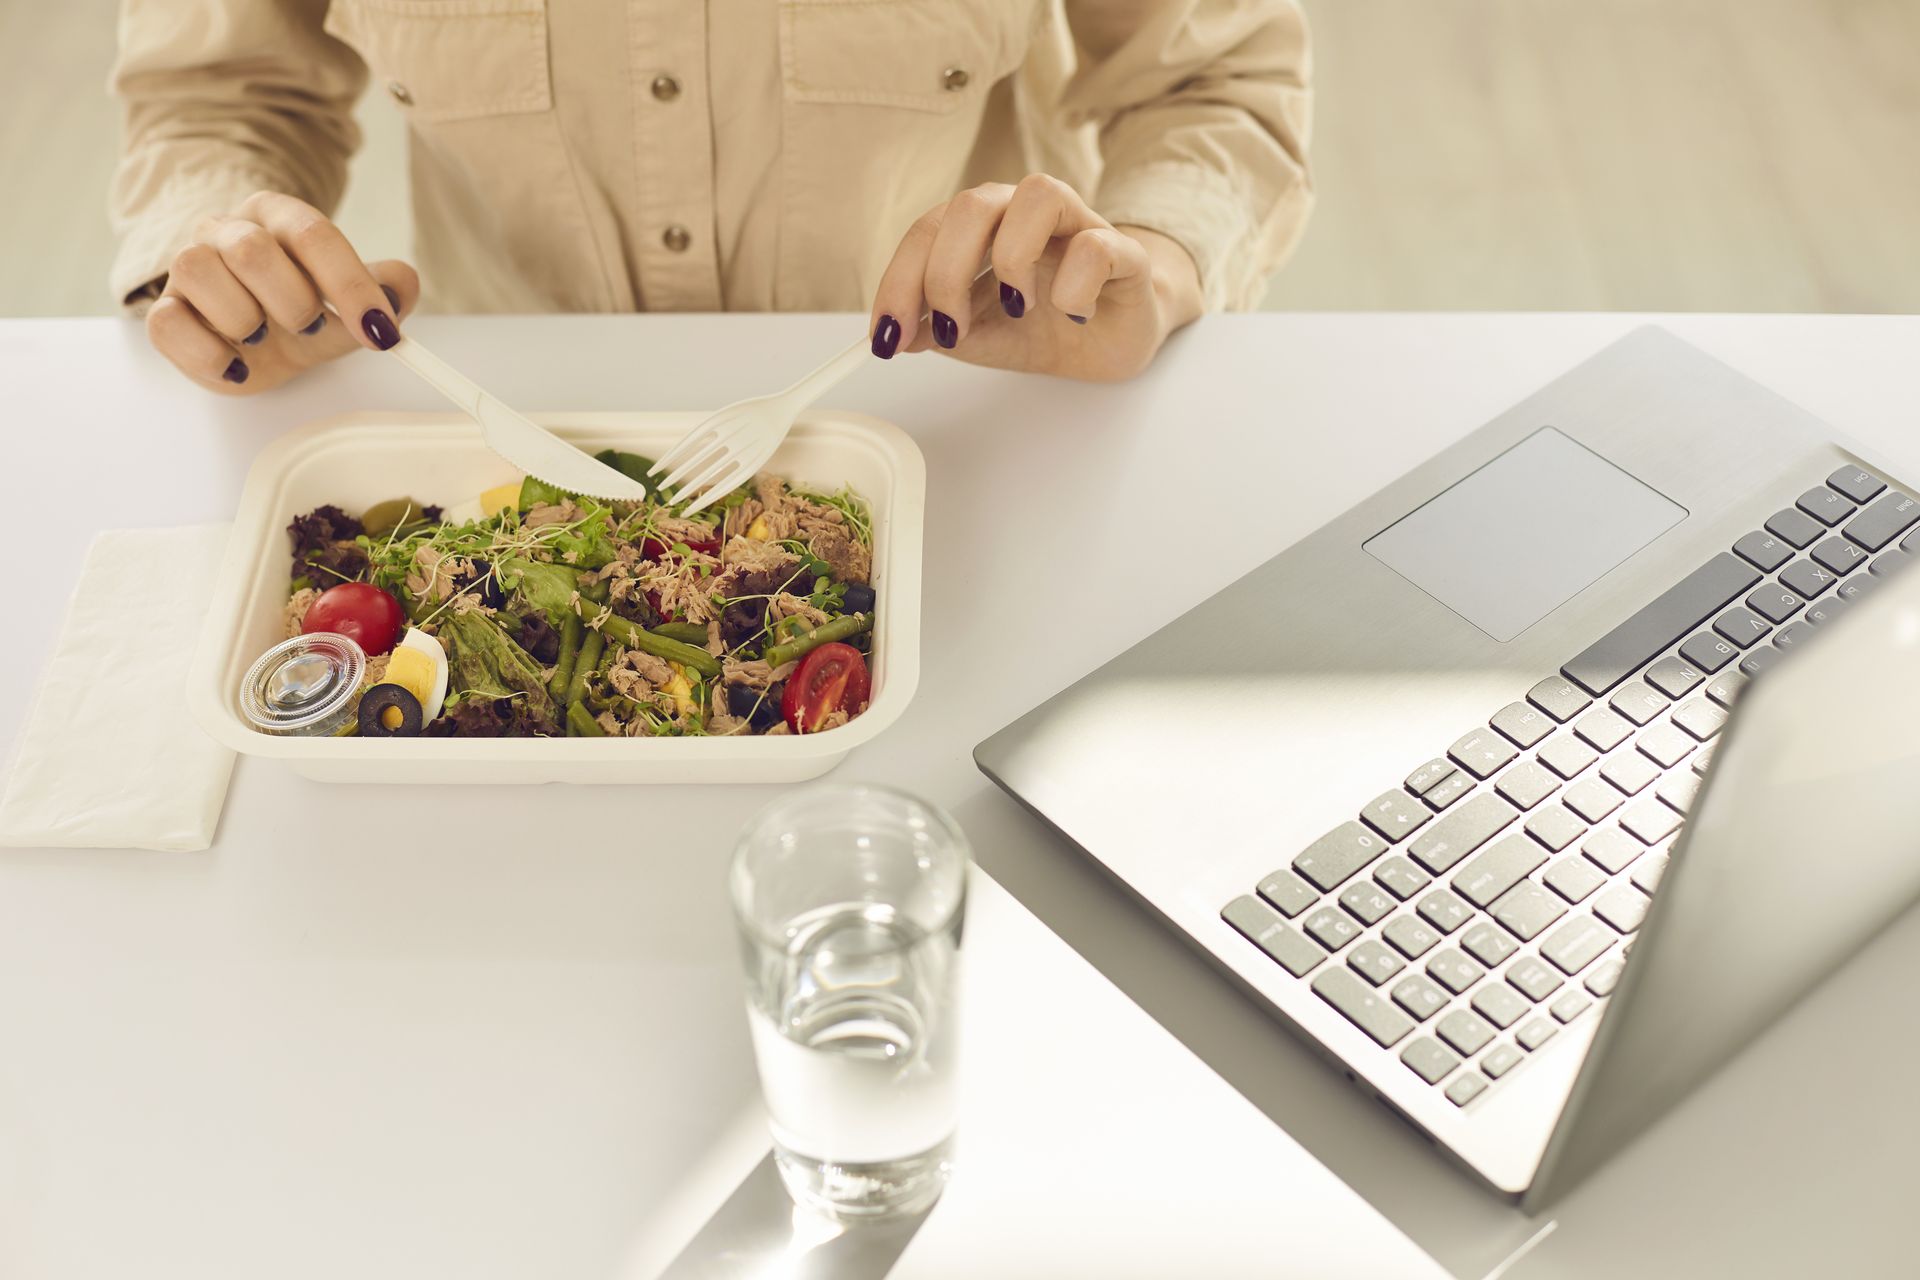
[145,191,419,395]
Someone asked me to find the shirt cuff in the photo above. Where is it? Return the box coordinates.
[1097,160,1270,313]
[109,166,284,311]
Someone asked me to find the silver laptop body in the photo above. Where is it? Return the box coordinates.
[974,327,1920,1204]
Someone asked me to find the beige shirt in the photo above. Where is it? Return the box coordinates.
[110,0,1312,315]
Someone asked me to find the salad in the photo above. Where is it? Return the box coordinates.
[270,452,877,739]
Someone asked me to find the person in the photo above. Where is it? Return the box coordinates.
[110,1,1312,394]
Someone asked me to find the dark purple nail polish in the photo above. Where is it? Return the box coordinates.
[999,283,1025,318]
[222,358,249,384]
[300,312,327,336]
[361,308,399,350]
[1067,314,1088,325]
[871,314,901,360]
[930,311,958,349]
[381,284,400,312]
[243,323,268,346]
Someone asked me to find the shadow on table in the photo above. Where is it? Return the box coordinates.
[658,1154,931,1280]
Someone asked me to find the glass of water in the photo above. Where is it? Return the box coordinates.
[730,785,970,1221]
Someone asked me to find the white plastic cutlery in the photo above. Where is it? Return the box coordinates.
[386,335,648,503]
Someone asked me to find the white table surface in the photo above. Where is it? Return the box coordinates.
[3,313,1918,1280]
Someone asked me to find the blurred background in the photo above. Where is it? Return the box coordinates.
[4,0,1917,317]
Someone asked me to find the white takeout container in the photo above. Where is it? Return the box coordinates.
[189,411,924,784]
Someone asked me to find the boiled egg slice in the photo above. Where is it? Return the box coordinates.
[386,628,449,722]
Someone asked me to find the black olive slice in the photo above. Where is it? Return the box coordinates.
[359,684,425,737]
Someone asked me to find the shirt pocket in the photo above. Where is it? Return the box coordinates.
[324,0,552,125]
[779,0,1038,115]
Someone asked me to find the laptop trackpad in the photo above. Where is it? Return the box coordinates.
[1364,427,1685,642]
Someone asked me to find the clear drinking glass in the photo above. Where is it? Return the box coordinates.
[730,785,970,1221]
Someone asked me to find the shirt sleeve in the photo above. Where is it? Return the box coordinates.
[1059,0,1313,312]
[108,0,369,308]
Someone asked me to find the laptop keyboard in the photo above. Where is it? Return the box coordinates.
[1223,465,1919,1109]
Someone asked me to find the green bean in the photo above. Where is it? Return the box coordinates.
[547,614,583,700]
[596,640,621,677]
[652,621,711,646]
[567,629,605,705]
[566,700,605,737]
[582,606,721,678]
[763,612,872,671]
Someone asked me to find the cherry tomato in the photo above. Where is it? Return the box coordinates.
[302,582,406,655]
[781,642,872,734]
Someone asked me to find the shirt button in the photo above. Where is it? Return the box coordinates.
[942,66,970,92]
[651,74,681,102]
[662,225,692,253]
[387,80,413,106]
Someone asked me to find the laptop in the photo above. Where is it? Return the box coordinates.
[974,327,1920,1208]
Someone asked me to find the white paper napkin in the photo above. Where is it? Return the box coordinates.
[0,525,236,852]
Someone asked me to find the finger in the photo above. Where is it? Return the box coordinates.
[241,191,399,351]
[1048,226,1153,323]
[164,243,266,346]
[868,205,942,359]
[200,216,324,337]
[990,174,1104,319]
[922,183,1012,347]
[366,259,422,321]
[146,293,252,390]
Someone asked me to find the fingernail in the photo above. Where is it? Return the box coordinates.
[381,284,400,312]
[222,358,249,384]
[361,308,400,350]
[999,283,1025,318]
[930,311,958,349]
[243,323,268,346]
[871,314,900,360]
[300,312,328,336]
[1068,314,1088,325]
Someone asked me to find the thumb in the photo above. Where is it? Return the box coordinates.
[366,259,423,322]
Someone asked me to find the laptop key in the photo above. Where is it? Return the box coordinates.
[1671,695,1726,739]
[1609,681,1668,726]
[1574,707,1634,752]
[1827,466,1886,505]
[1257,869,1321,918]
[1422,770,1474,810]
[1361,788,1431,843]
[1585,955,1626,996]
[1745,584,1803,624]
[1506,955,1565,1001]
[1401,1036,1461,1085]
[1780,557,1837,600]
[1712,606,1772,649]
[1600,750,1659,797]
[1582,827,1643,874]
[1313,967,1413,1048]
[1384,914,1443,960]
[1516,1017,1560,1051]
[1804,598,1850,628]
[1561,553,1759,696]
[1405,758,1458,797]
[1293,821,1388,893]
[1492,881,1568,941]
[1551,990,1593,1022]
[1470,984,1528,1030]
[1454,833,1549,909]
[1408,793,1518,874]
[1340,881,1396,925]
[1449,728,1519,780]
[1771,620,1814,650]
[1843,491,1920,550]
[1838,573,1881,603]
[1439,1007,1498,1054]
[1540,915,1614,974]
[1740,645,1785,678]
[1678,631,1739,674]
[1636,722,1696,769]
[1732,530,1793,572]
[1482,1042,1524,1079]
[1796,486,1855,526]
[1491,701,1555,749]
[1645,655,1704,699]
[1631,850,1670,894]
[1564,777,1624,823]
[1494,760,1560,811]
[1871,548,1914,578]
[1595,884,1653,933]
[1812,535,1869,577]
[1620,800,1682,845]
[1374,855,1432,901]
[1525,803,1589,853]
[1222,896,1325,977]
[1543,855,1606,903]
[1705,670,1745,708]
[1446,1072,1489,1106]
[1765,507,1823,549]
[1526,675,1593,723]
[1460,920,1518,968]
[1656,770,1702,815]
[1427,948,1486,994]
[1303,906,1363,952]
[1392,973,1449,1021]
[1416,887,1475,934]
[1348,938,1407,986]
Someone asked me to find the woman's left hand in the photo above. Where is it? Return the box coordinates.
[867,174,1204,382]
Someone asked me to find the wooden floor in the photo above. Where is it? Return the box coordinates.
[4,0,1917,317]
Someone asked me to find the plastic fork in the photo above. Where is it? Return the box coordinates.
[652,268,991,515]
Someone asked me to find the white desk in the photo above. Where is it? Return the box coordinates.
[3,314,1917,1280]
